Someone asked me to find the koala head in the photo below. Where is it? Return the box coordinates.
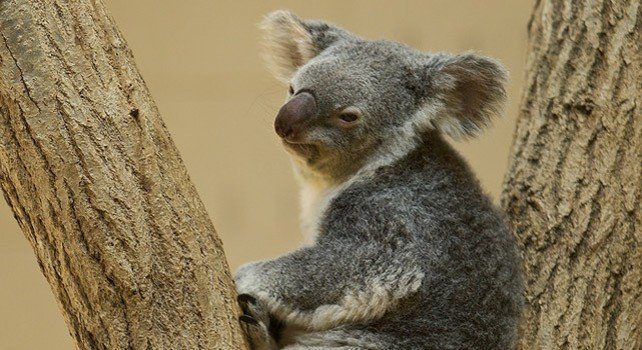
[261,10,507,182]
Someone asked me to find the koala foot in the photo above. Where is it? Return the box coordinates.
[238,294,279,350]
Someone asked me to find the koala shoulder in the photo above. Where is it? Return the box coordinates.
[320,178,422,238]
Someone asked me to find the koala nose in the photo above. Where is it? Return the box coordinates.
[274,92,317,140]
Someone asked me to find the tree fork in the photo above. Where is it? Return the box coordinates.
[0,0,248,349]
[502,0,641,349]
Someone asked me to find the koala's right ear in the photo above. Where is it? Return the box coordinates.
[260,10,349,82]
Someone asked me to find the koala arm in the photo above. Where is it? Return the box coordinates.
[235,237,424,331]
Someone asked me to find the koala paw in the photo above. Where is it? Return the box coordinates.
[238,294,278,350]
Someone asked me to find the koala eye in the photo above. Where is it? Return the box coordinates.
[336,107,362,126]
[288,85,294,95]
[339,113,359,123]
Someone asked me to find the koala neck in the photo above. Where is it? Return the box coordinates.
[291,157,346,243]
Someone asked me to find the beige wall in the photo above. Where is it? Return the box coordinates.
[0,1,531,348]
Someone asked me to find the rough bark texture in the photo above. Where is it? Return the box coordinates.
[0,1,248,349]
[502,0,641,349]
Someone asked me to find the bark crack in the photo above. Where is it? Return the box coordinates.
[1,32,41,113]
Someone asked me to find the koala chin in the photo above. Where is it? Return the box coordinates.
[235,10,523,350]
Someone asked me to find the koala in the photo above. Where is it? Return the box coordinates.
[235,10,523,350]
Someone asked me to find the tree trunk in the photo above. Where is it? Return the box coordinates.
[0,1,248,349]
[502,0,640,349]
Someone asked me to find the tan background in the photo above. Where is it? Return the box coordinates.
[0,1,531,348]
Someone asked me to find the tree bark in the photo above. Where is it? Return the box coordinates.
[502,0,641,349]
[0,1,248,349]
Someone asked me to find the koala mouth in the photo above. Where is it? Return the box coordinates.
[282,139,318,159]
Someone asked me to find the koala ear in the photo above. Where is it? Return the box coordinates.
[260,10,349,82]
[424,53,507,139]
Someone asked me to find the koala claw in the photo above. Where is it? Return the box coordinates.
[239,314,259,325]
[238,293,269,324]
[238,293,278,350]
[240,316,276,350]
[238,293,257,306]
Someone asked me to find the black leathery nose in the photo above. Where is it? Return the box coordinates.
[274,92,317,139]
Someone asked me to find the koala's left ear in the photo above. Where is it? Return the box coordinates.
[423,53,508,139]
[260,10,351,82]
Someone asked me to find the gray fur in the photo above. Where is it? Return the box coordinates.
[236,10,523,350]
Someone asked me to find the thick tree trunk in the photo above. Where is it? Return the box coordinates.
[502,0,640,349]
[0,1,247,349]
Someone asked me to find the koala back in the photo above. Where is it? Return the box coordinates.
[318,131,523,348]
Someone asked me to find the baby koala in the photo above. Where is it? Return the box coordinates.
[235,10,523,350]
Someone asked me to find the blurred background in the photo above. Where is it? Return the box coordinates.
[0,1,531,348]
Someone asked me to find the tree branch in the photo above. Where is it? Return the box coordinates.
[0,0,248,349]
[502,0,641,348]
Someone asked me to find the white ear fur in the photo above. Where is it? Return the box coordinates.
[260,10,318,83]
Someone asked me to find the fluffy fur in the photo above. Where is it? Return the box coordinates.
[236,10,523,350]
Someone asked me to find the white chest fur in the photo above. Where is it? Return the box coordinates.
[298,178,342,243]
